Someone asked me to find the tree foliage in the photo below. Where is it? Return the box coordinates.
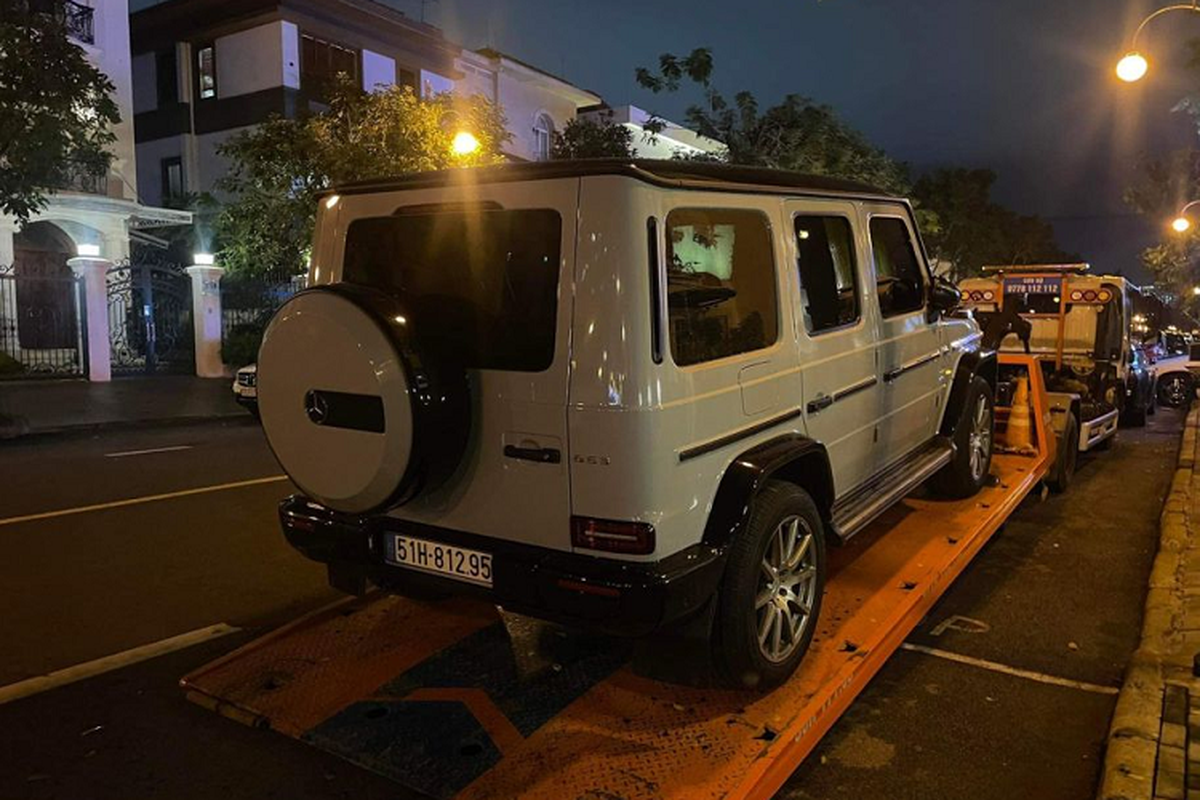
[551,112,636,160]
[635,48,909,193]
[0,0,119,223]
[913,168,1077,280]
[215,77,509,278]
[1124,149,1200,307]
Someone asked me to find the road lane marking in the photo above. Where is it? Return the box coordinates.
[0,624,241,706]
[0,475,289,528]
[105,445,194,458]
[901,643,1119,696]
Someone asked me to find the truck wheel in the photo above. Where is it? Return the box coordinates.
[713,480,826,690]
[930,376,994,499]
[1046,411,1078,494]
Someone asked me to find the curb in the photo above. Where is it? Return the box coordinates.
[1098,407,1198,800]
[0,411,252,444]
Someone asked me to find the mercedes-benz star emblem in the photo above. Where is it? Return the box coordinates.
[305,390,329,425]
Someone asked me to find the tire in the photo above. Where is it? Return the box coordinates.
[1046,411,1078,494]
[712,481,826,690]
[930,376,994,499]
[1158,373,1193,408]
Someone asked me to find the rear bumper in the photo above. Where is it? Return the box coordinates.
[278,496,726,637]
[1079,408,1118,451]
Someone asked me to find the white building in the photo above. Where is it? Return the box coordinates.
[0,0,190,379]
[580,105,726,160]
[456,48,601,162]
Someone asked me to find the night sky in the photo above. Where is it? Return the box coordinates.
[135,0,1200,282]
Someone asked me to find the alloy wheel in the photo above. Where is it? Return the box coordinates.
[755,515,819,663]
[968,394,992,482]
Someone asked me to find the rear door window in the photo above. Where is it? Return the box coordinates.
[665,208,779,366]
[794,216,859,333]
[343,209,562,372]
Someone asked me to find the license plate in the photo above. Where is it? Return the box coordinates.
[385,534,493,587]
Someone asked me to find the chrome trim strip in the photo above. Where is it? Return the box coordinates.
[884,350,942,382]
[833,375,879,402]
[678,408,804,462]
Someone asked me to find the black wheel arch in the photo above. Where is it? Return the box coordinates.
[701,434,835,550]
[940,346,998,438]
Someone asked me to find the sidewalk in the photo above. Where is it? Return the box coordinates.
[0,376,245,439]
[1101,408,1200,800]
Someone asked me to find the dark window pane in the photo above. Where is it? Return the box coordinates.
[795,216,859,333]
[666,208,778,366]
[870,216,925,317]
[156,49,177,106]
[343,210,562,372]
[161,157,183,200]
[302,34,359,100]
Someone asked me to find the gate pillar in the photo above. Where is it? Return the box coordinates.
[185,263,226,378]
[67,256,112,382]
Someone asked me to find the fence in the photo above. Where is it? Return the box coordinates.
[220,273,305,367]
[0,264,87,379]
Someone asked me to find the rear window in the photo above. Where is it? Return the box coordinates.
[342,209,562,372]
[665,208,779,366]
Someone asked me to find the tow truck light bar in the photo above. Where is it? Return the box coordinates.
[982,263,1091,274]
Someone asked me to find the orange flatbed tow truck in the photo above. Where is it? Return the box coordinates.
[182,354,1054,800]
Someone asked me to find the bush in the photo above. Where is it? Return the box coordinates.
[222,323,264,368]
[0,352,25,376]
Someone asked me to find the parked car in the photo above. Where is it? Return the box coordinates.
[1156,343,1200,408]
[255,160,996,689]
[231,363,257,417]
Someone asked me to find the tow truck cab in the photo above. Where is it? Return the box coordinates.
[960,264,1129,464]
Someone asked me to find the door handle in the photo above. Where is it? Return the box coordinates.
[503,445,562,464]
[806,394,834,414]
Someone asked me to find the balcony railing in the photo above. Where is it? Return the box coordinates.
[63,0,94,45]
[26,0,94,44]
[57,162,106,195]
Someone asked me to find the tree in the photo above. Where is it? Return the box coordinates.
[551,112,636,160]
[0,0,119,224]
[1124,149,1200,306]
[215,77,509,279]
[913,168,1076,280]
[635,48,909,193]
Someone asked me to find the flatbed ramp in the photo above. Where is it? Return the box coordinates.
[183,443,1047,800]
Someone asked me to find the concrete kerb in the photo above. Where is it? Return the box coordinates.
[1098,407,1199,800]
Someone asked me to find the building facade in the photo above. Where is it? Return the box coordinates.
[130,0,467,207]
[0,0,190,380]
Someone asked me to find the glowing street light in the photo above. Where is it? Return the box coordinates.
[1116,4,1200,83]
[451,131,480,156]
[1117,52,1149,82]
[1172,200,1200,233]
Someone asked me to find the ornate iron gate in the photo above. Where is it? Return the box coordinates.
[107,255,193,375]
[0,263,87,379]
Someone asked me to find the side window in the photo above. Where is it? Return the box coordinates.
[795,216,859,333]
[870,216,925,317]
[666,208,778,366]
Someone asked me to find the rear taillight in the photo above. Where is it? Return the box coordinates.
[571,516,655,555]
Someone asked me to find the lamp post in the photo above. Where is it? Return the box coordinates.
[1117,2,1200,82]
[1171,200,1200,232]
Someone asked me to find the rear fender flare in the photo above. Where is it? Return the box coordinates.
[701,435,835,550]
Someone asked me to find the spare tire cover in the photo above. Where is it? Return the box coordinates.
[257,285,466,513]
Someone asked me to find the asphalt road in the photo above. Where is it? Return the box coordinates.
[0,408,1183,799]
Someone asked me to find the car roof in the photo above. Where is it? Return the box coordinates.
[330,159,902,202]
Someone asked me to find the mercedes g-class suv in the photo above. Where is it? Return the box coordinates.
[258,160,996,689]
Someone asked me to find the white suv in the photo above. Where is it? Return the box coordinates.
[258,161,995,688]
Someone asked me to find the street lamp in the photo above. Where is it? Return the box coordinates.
[1116,3,1200,83]
[1172,200,1200,232]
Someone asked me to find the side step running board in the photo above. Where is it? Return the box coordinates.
[830,440,954,544]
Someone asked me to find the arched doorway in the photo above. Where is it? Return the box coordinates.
[13,222,79,350]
